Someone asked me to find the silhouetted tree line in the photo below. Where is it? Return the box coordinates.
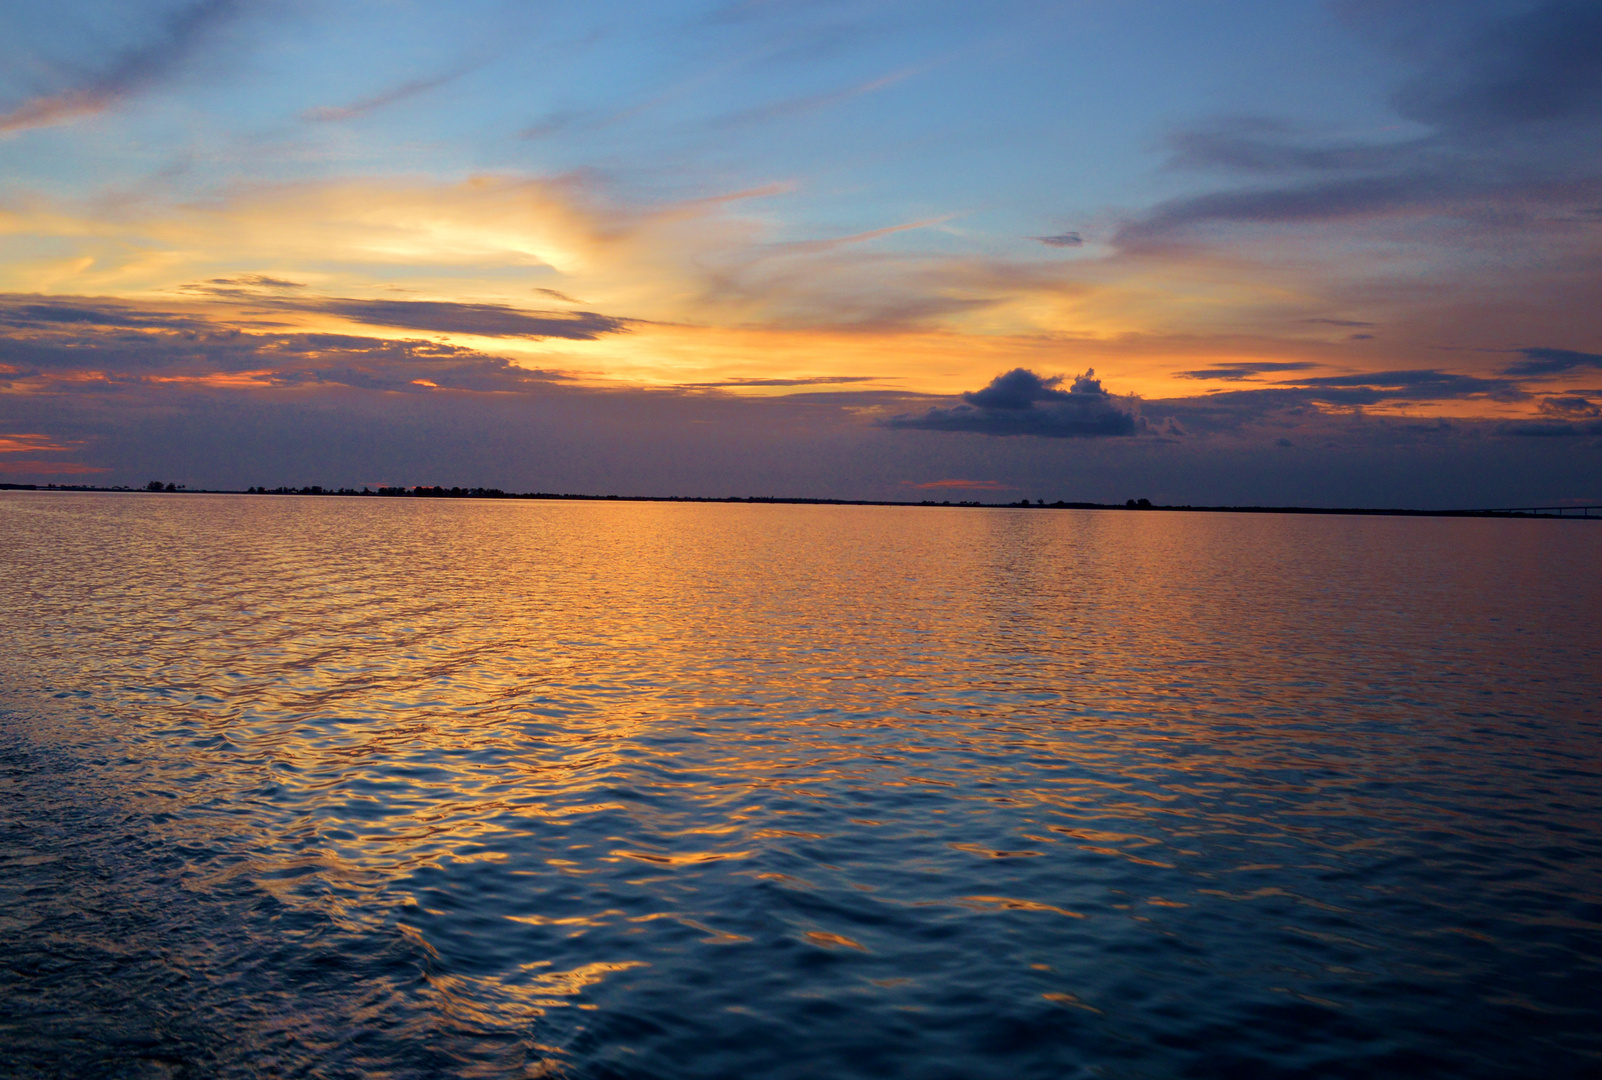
[196,486,1170,509]
[245,485,517,498]
[58,484,1582,517]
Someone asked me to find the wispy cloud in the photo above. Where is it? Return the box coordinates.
[711,63,928,129]
[766,216,954,257]
[902,478,1015,490]
[679,375,878,388]
[0,432,78,453]
[302,66,474,123]
[1176,362,1318,381]
[1292,369,1525,402]
[1118,2,1602,249]
[519,110,583,140]
[287,298,630,340]
[0,0,241,134]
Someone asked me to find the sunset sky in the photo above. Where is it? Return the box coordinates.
[2,0,1598,505]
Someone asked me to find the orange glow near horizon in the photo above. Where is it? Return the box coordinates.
[0,175,1582,428]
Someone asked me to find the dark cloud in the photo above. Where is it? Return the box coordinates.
[1176,362,1318,381]
[1293,369,1524,402]
[534,288,581,303]
[1,303,185,329]
[0,0,240,133]
[1143,368,1532,437]
[1170,369,1524,415]
[1500,347,1602,377]
[303,299,629,340]
[1306,318,1377,328]
[1,300,1596,506]
[882,368,1140,438]
[208,274,306,289]
[181,275,309,299]
[0,295,575,392]
[1031,233,1083,248]
[1385,0,1602,131]
[0,297,210,332]
[680,376,878,388]
[885,365,1523,444]
[1539,393,1601,418]
[1122,2,1602,248]
[1162,116,1411,176]
[1120,175,1434,245]
[164,284,630,340]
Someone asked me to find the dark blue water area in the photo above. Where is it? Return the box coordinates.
[2,494,1600,1079]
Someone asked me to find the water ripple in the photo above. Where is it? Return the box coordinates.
[1,493,1599,1078]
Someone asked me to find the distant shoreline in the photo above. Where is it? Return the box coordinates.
[3,482,1597,519]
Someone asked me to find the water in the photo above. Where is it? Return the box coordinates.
[1,492,1598,1079]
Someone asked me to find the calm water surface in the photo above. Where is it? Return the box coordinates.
[1,493,1599,1079]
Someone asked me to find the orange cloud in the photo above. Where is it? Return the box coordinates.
[0,433,78,453]
[144,370,285,389]
[0,175,1571,420]
[903,479,1017,490]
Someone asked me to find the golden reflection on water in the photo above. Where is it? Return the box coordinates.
[1,493,1599,1078]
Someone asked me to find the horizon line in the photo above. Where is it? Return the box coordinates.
[2,482,1597,520]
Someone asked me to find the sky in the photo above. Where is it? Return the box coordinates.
[1,0,1599,506]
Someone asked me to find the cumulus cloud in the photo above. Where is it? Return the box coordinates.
[1,295,1596,503]
[1539,393,1600,417]
[882,368,1140,438]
